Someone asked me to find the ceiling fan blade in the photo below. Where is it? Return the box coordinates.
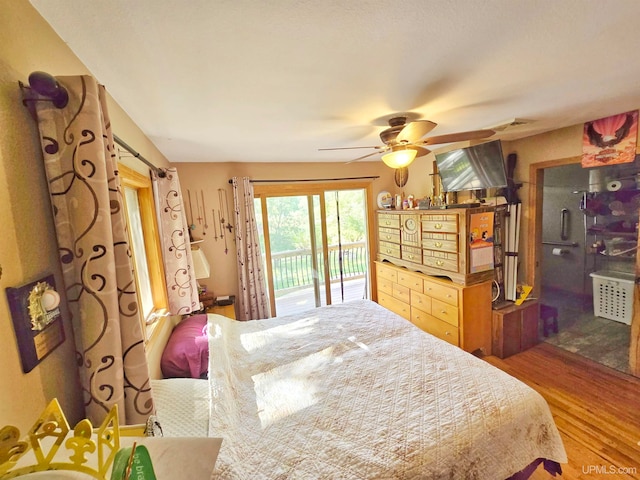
[396,120,437,143]
[409,145,431,158]
[319,146,382,151]
[345,150,384,164]
[420,129,495,145]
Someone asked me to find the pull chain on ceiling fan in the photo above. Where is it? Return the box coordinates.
[319,115,495,167]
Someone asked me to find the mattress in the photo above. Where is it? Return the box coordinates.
[153,299,566,479]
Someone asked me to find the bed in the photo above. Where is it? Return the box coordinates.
[152,299,567,479]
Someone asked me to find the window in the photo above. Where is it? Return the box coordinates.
[253,181,375,317]
[119,163,168,342]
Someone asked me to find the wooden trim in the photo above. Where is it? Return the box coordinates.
[365,183,376,302]
[254,180,372,197]
[254,180,375,313]
[319,194,332,305]
[259,196,277,316]
[118,163,169,318]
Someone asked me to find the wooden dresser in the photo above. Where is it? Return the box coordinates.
[378,207,495,286]
[376,261,492,355]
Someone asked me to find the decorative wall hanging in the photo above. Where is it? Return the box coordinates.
[5,274,65,373]
[582,110,638,168]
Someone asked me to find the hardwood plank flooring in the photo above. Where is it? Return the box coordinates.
[485,343,640,479]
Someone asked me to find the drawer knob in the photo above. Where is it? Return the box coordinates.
[387,249,392,253]
[434,223,443,229]
[386,235,392,239]
[408,254,414,259]
[441,310,447,314]
[445,331,451,336]
[435,241,443,248]
[436,260,444,266]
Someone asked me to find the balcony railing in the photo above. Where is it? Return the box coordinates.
[271,241,367,292]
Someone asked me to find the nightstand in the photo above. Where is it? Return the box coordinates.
[206,295,236,319]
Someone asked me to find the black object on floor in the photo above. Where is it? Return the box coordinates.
[540,304,559,337]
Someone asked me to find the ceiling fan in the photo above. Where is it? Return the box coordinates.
[319,115,496,168]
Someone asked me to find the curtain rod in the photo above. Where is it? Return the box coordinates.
[19,71,163,177]
[113,134,164,177]
[228,175,379,184]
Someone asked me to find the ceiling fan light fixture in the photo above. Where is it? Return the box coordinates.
[381,147,417,168]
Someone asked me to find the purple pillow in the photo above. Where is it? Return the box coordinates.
[161,314,209,378]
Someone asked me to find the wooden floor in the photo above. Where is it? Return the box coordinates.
[485,343,640,479]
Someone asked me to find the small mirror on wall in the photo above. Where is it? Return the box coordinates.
[5,274,65,373]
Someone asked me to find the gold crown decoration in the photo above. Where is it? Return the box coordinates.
[0,398,120,479]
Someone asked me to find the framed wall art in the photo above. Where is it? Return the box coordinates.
[582,110,638,168]
[5,274,65,373]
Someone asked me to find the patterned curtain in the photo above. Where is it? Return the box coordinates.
[152,168,199,314]
[32,75,153,425]
[231,177,270,320]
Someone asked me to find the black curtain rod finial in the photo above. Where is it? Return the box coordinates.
[28,71,68,108]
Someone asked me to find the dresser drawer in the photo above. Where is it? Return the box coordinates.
[376,262,398,282]
[423,252,458,273]
[379,241,400,259]
[422,315,459,346]
[401,245,422,264]
[410,306,432,329]
[378,213,400,229]
[378,276,394,295]
[411,290,431,313]
[422,235,458,253]
[379,227,400,244]
[378,292,410,320]
[393,283,411,304]
[397,269,423,291]
[423,280,459,307]
[422,216,458,234]
[431,298,459,327]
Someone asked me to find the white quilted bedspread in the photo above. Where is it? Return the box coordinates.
[206,300,566,479]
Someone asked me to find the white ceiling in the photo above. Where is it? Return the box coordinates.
[30,0,640,164]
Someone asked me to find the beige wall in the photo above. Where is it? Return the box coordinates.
[0,0,170,431]
[175,122,638,302]
[174,161,396,300]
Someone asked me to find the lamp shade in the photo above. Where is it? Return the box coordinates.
[381,148,417,168]
[191,247,211,279]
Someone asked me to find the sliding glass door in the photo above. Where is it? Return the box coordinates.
[253,182,373,317]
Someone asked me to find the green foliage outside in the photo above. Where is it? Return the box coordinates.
[253,190,368,291]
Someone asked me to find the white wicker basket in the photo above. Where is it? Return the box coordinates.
[589,271,634,325]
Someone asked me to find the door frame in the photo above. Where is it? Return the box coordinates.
[527,156,639,376]
[253,180,376,316]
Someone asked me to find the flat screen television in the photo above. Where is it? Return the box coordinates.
[435,140,508,192]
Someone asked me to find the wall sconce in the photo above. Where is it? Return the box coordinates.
[381,146,418,168]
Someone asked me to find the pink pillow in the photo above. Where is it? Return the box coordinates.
[161,315,209,378]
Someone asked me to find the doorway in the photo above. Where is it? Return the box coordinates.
[530,157,640,376]
[253,181,374,317]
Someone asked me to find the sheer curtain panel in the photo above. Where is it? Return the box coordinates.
[152,168,199,314]
[232,177,270,320]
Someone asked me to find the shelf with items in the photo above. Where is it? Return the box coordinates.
[581,187,639,271]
